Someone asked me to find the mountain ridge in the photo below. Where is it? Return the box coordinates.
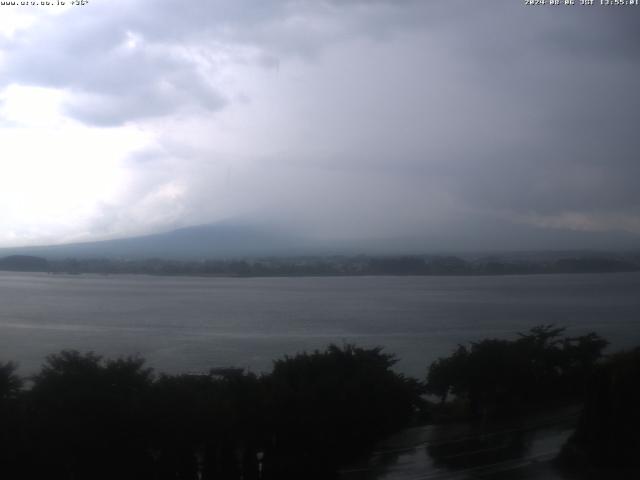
[0,223,310,260]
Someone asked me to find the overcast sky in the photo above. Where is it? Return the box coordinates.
[0,0,639,250]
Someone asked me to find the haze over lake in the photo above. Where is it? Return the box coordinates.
[1,271,639,378]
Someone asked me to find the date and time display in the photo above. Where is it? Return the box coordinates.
[525,0,639,5]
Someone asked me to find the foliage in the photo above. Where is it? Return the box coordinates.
[561,347,640,468]
[27,351,155,479]
[0,344,421,480]
[0,361,23,472]
[0,331,620,478]
[426,325,608,417]
[265,344,424,477]
[0,361,22,401]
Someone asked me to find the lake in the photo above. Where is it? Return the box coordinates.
[1,271,639,378]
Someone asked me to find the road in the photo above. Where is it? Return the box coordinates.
[340,406,580,480]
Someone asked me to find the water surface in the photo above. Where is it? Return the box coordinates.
[1,271,639,376]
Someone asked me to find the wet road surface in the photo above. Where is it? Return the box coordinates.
[341,407,580,480]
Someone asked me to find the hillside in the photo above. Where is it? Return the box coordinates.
[0,224,307,260]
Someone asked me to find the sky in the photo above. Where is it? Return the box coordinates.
[0,0,639,250]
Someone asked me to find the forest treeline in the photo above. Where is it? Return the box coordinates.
[426,325,608,417]
[0,327,638,479]
[0,345,422,480]
[1,253,639,276]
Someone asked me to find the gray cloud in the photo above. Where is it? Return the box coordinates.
[1,0,639,248]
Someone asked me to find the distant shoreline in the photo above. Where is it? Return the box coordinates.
[0,253,639,279]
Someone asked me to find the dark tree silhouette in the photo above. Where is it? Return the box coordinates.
[560,347,640,470]
[264,344,424,478]
[0,361,23,474]
[27,351,155,480]
[426,325,608,418]
[0,333,617,480]
[426,345,467,405]
[0,344,423,480]
[0,361,21,401]
[146,370,265,480]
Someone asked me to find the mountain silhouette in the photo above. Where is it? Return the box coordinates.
[0,223,309,260]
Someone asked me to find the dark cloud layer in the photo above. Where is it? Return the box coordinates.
[1,0,639,248]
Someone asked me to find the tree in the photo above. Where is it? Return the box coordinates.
[0,361,23,475]
[265,344,424,478]
[0,361,22,401]
[426,345,468,404]
[560,347,640,469]
[27,351,155,480]
[426,326,608,418]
